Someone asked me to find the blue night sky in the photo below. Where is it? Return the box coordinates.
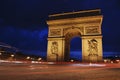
[0,0,120,56]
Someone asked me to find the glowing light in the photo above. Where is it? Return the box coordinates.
[48,62,55,64]
[38,58,42,61]
[111,61,113,63]
[0,53,2,55]
[89,62,92,66]
[115,56,118,57]
[104,59,107,63]
[11,54,14,57]
[116,60,119,62]
[26,56,30,59]
[71,63,106,67]
[70,59,74,62]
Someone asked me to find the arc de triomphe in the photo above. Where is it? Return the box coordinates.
[46,9,103,62]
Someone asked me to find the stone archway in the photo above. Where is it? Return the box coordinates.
[47,9,103,62]
[64,28,81,61]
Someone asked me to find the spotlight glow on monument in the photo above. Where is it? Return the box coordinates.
[47,9,103,62]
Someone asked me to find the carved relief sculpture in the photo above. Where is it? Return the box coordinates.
[51,41,58,54]
[88,39,98,56]
[63,26,84,35]
[85,26,99,34]
[50,29,61,36]
[47,9,103,62]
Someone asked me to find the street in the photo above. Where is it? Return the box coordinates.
[0,62,120,80]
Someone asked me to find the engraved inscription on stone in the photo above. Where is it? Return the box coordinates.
[85,26,99,34]
[50,29,61,36]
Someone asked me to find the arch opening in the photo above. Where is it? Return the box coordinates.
[64,30,81,61]
[70,37,82,61]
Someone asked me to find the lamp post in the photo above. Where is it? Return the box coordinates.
[26,56,30,60]
[38,58,42,61]
[11,54,14,57]
[26,56,30,62]
[11,54,15,61]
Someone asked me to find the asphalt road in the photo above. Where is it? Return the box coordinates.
[0,62,120,80]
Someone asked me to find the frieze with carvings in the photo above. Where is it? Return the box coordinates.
[63,26,84,35]
[50,29,61,36]
[85,26,99,34]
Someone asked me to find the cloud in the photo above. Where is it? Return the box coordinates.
[0,26,48,51]
[39,28,48,41]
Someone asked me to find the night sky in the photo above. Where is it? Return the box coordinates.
[0,0,120,56]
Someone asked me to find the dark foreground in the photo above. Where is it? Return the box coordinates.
[0,62,120,80]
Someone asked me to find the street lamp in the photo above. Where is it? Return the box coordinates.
[70,59,74,62]
[11,54,14,57]
[26,56,30,60]
[38,58,42,61]
[26,56,30,59]
[10,54,15,61]
[104,59,107,63]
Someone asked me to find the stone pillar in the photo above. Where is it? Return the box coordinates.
[47,37,65,62]
[82,35,103,62]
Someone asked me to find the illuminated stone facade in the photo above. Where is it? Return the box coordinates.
[47,9,103,62]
